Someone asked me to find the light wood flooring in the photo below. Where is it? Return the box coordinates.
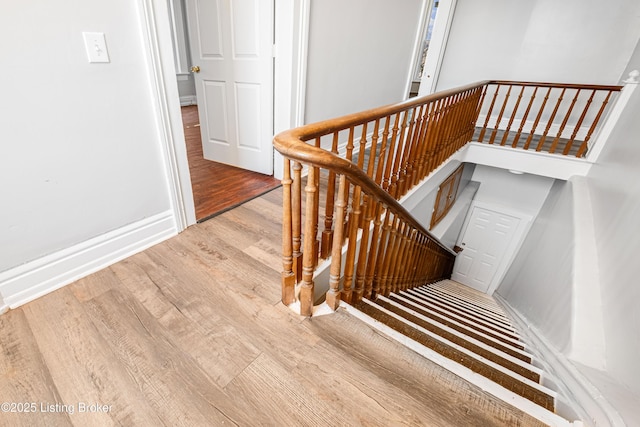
[183,105,281,222]
[0,188,547,427]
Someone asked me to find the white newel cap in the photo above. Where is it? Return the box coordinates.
[622,69,639,84]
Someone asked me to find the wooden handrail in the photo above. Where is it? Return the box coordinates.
[274,79,622,317]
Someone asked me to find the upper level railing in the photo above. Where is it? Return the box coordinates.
[476,81,622,157]
[273,79,622,316]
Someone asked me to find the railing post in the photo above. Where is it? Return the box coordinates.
[326,174,347,310]
[300,166,318,316]
[281,159,295,305]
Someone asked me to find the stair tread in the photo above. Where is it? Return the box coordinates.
[388,293,532,361]
[376,296,541,380]
[408,288,520,337]
[355,298,556,412]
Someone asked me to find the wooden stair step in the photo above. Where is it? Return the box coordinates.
[375,296,540,382]
[355,299,556,412]
[398,290,524,349]
[388,293,532,363]
[409,287,519,336]
[419,285,512,325]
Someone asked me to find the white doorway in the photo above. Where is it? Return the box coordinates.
[185,0,274,175]
[452,203,528,294]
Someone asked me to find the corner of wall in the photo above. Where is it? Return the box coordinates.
[0,210,177,310]
[567,176,607,370]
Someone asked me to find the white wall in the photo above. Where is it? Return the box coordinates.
[470,165,554,218]
[436,0,640,89]
[0,0,181,305]
[587,78,640,396]
[497,180,574,351]
[304,0,423,123]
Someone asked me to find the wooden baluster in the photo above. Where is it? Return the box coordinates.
[472,84,489,140]
[389,111,410,199]
[354,193,374,302]
[342,127,355,241]
[413,102,434,186]
[379,216,400,296]
[435,95,456,167]
[364,202,384,299]
[576,90,613,157]
[341,183,362,304]
[478,84,500,142]
[524,87,551,150]
[407,105,425,189]
[300,166,318,316]
[375,116,392,187]
[391,223,410,293]
[280,158,295,305]
[536,88,566,152]
[321,132,340,258]
[397,107,418,197]
[489,84,512,144]
[367,119,381,177]
[418,101,437,180]
[326,174,347,310]
[513,86,538,148]
[564,90,595,155]
[372,208,392,297]
[401,106,423,196]
[426,97,445,173]
[312,139,321,266]
[292,161,303,283]
[500,85,525,146]
[382,114,402,192]
[549,89,581,154]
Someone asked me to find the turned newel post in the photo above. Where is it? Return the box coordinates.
[281,159,295,305]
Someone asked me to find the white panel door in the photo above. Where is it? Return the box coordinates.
[186,0,274,174]
[451,206,520,293]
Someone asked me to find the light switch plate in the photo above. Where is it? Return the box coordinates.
[83,32,110,63]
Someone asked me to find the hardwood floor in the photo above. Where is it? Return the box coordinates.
[183,105,281,221]
[0,188,547,427]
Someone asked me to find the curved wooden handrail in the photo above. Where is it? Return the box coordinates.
[274,78,621,316]
[274,80,490,256]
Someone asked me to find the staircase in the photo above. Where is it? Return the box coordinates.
[351,280,578,426]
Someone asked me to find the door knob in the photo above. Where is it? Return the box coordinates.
[190,65,200,73]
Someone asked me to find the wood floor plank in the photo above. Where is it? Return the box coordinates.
[83,288,253,426]
[0,310,71,427]
[22,288,162,427]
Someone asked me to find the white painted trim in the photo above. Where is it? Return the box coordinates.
[496,294,626,427]
[179,95,197,106]
[273,0,310,181]
[406,0,431,97]
[138,0,196,229]
[0,297,8,315]
[0,211,177,310]
[417,0,458,95]
[461,142,592,179]
[343,300,577,427]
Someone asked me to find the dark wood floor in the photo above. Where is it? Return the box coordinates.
[0,188,548,427]
[183,105,281,221]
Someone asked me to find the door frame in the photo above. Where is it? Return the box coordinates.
[416,0,458,96]
[137,0,310,230]
[454,200,532,295]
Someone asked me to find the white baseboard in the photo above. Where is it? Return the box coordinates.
[0,211,177,309]
[495,294,626,427]
[179,95,197,106]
